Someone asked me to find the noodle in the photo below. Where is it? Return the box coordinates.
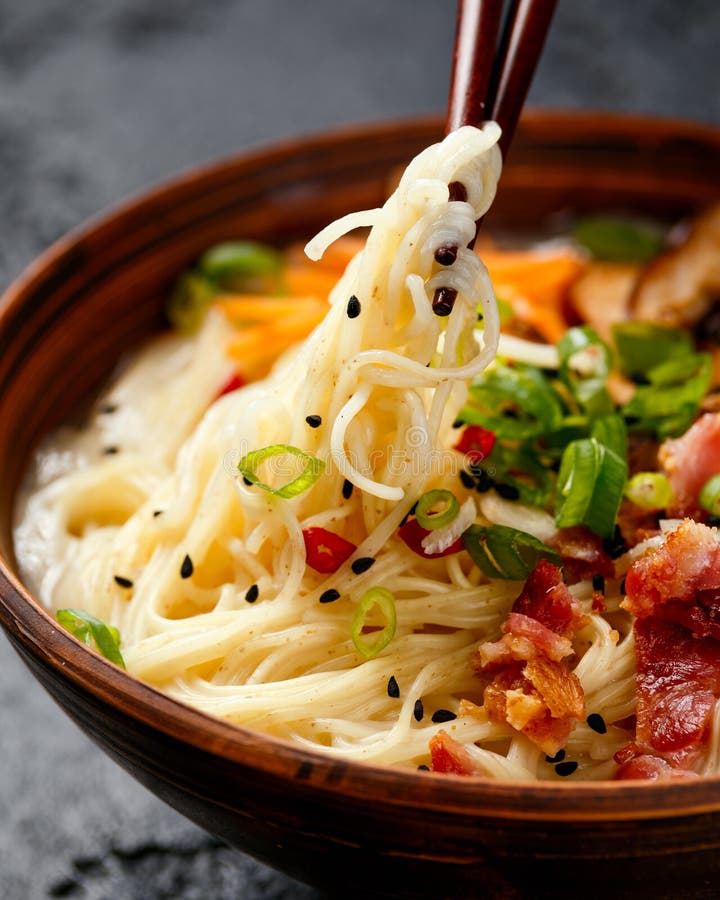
[14,123,646,779]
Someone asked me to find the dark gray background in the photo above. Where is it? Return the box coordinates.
[1,1,718,898]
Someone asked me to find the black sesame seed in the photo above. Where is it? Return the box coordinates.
[114,575,133,589]
[554,760,578,777]
[387,675,400,698]
[305,414,322,428]
[434,244,458,266]
[432,287,457,317]
[243,476,253,486]
[152,510,163,518]
[448,181,467,202]
[603,525,628,560]
[413,699,424,722]
[431,709,457,724]
[346,295,361,318]
[417,764,430,771]
[319,589,340,604]
[180,554,194,579]
[245,583,259,604]
[351,557,376,575]
[592,573,605,594]
[620,577,627,595]
[545,749,566,764]
[474,470,494,493]
[103,446,119,455]
[99,403,117,414]
[342,479,354,500]
[452,419,464,429]
[587,713,607,735]
[495,483,520,501]
[460,470,475,490]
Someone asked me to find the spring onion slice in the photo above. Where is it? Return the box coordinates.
[625,472,674,511]
[612,322,694,379]
[555,437,627,538]
[591,414,627,461]
[557,326,613,417]
[56,609,125,669]
[238,444,325,498]
[199,240,282,289]
[574,217,664,263]
[699,474,720,516]
[166,272,217,334]
[415,490,460,531]
[463,362,564,440]
[622,352,711,438]
[351,588,397,659]
[462,524,561,580]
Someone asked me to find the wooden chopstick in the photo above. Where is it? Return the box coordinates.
[446,0,504,134]
[446,0,557,156]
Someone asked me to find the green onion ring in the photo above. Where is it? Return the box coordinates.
[415,489,460,531]
[238,444,325,498]
[699,474,720,516]
[351,587,397,659]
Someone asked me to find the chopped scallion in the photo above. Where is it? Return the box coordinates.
[699,474,720,516]
[557,326,612,418]
[612,322,694,380]
[625,472,673,511]
[574,217,664,263]
[415,490,460,531]
[199,240,282,290]
[555,437,627,538]
[462,524,561,580]
[351,587,397,659]
[237,444,324,498]
[56,609,125,669]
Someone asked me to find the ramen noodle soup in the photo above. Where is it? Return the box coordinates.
[15,124,720,781]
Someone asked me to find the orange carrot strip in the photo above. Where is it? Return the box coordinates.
[284,266,339,299]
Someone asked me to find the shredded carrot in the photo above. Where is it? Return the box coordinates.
[283,265,339,299]
[215,295,327,323]
[482,249,586,344]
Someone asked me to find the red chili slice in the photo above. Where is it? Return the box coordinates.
[453,425,496,463]
[217,373,246,398]
[303,527,357,574]
[398,517,465,559]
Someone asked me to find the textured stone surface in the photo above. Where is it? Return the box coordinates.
[1,1,718,897]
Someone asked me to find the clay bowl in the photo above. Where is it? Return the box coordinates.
[1,112,720,899]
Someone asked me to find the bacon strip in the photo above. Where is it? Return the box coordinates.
[659,413,720,517]
[617,520,720,778]
[429,730,482,776]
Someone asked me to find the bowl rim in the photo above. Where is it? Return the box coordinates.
[3,108,720,822]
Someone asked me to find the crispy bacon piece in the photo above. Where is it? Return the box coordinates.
[617,522,720,778]
[429,730,481,775]
[471,562,588,757]
[615,754,699,781]
[659,413,720,517]
[623,519,720,619]
[511,559,589,637]
[547,526,615,584]
[624,618,720,770]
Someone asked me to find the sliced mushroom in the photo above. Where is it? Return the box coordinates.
[569,261,640,342]
[630,202,720,326]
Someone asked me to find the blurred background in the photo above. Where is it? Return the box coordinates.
[1,1,718,897]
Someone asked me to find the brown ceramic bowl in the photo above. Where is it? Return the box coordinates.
[1,112,720,899]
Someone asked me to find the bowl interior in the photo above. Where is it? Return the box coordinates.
[2,113,720,896]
